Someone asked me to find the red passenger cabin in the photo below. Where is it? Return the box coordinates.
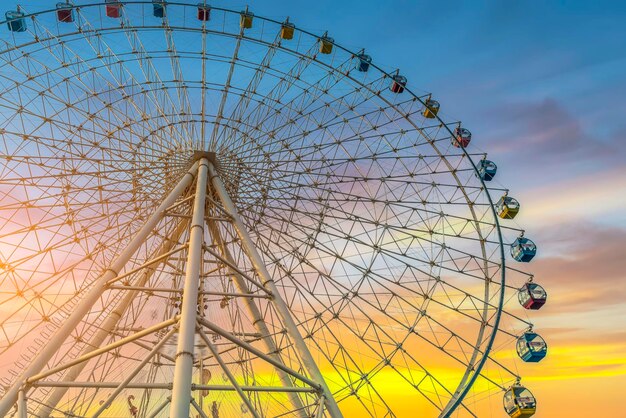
[518,282,547,310]
[56,2,74,23]
[197,4,210,21]
[105,0,121,18]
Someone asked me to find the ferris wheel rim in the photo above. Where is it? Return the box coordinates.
[0,2,518,416]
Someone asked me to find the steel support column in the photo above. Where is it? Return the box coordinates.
[0,161,200,417]
[207,161,343,418]
[17,390,27,418]
[207,218,308,417]
[37,219,189,417]
[197,326,261,418]
[92,327,177,417]
[169,157,209,418]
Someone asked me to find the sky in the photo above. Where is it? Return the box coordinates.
[3,0,626,416]
[245,1,626,416]
[201,1,626,415]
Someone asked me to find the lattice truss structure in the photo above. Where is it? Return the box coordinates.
[0,3,540,417]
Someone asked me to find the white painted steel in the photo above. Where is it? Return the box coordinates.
[0,161,199,417]
[207,161,343,418]
[169,158,209,418]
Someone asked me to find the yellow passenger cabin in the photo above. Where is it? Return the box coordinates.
[240,10,253,29]
[423,98,440,118]
[503,385,537,418]
[281,22,295,40]
[320,35,334,54]
[496,195,520,219]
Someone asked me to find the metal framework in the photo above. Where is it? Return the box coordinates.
[0,2,544,417]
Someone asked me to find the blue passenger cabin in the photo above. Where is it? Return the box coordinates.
[516,332,547,362]
[197,4,210,21]
[452,127,472,148]
[496,195,520,219]
[518,282,547,310]
[152,0,165,18]
[503,385,536,418]
[356,53,372,72]
[390,75,407,93]
[56,2,74,23]
[423,98,440,118]
[5,10,27,32]
[477,159,497,181]
[511,237,537,262]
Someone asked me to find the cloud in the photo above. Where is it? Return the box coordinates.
[483,98,626,165]
[525,223,626,313]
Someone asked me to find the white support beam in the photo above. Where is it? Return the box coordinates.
[17,390,27,418]
[38,220,189,417]
[207,218,308,417]
[207,161,343,418]
[0,160,200,418]
[148,397,171,418]
[27,318,177,384]
[92,327,177,417]
[197,326,261,418]
[203,243,271,293]
[190,398,209,418]
[33,381,318,393]
[197,317,319,389]
[316,395,327,418]
[169,157,209,418]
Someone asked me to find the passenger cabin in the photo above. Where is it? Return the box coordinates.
[320,36,334,54]
[5,10,27,32]
[56,2,74,23]
[511,237,537,262]
[105,0,121,18]
[516,332,547,363]
[390,75,407,93]
[496,195,520,219]
[356,53,372,72]
[423,98,440,118]
[280,22,295,40]
[197,4,210,21]
[240,10,253,29]
[478,159,497,181]
[503,385,537,418]
[152,0,165,18]
[518,283,547,310]
[453,127,472,148]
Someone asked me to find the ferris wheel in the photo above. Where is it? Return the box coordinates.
[0,2,549,417]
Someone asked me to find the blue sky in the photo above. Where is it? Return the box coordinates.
[3,1,625,415]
